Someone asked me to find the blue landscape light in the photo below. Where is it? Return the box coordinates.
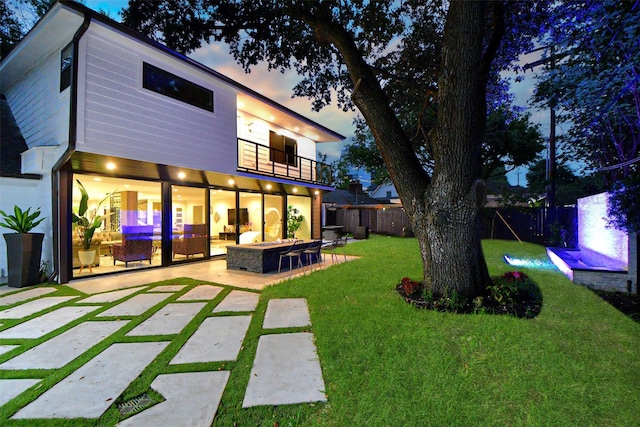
[503,254,554,270]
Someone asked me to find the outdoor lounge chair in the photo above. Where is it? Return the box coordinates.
[335,234,348,261]
[278,240,306,274]
[303,240,323,271]
[321,238,338,262]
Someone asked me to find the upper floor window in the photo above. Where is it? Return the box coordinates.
[60,44,73,92]
[142,62,213,112]
[386,190,392,198]
[269,131,297,167]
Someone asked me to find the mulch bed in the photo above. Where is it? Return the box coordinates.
[593,290,640,323]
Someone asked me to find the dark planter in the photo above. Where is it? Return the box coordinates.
[3,233,44,288]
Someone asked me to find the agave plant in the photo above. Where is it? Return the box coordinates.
[0,206,45,233]
[72,180,113,250]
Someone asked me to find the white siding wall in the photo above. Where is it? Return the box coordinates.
[76,22,238,174]
[4,48,71,149]
[0,177,54,283]
[371,183,398,199]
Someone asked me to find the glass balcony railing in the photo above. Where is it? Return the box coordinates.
[237,138,333,186]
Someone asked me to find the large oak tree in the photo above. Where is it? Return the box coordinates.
[124,0,544,298]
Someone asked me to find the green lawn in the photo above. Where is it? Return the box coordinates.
[248,236,640,426]
[1,236,638,426]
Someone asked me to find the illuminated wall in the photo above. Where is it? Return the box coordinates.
[577,192,628,268]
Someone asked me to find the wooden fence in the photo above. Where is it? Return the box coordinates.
[332,205,577,247]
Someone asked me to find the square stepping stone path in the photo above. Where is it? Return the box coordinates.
[76,287,146,304]
[126,303,206,336]
[170,316,252,364]
[0,296,77,319]
[0,321,128,370]
[97,293,171,317]
[12,342,169,419]
[117,371,229,426]
[243,332,327,407]
[263,298,311,329]
[0,379,40,407]
[213,290,259,313]
[177,284,223,301]
[0,306,101,339]
[0,345,20,356]
[0,287,57,305]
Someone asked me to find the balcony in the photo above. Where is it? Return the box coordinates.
[237,138,333,186]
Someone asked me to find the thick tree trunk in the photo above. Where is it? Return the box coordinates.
[422,1,492,297]
[307,0,493,298]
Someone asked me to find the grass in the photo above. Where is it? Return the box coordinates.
[253,236,640,426]
[0,236,639,426]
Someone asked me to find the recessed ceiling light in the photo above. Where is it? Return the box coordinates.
[266,184,272,190]
[178,171,186,179]
[106,162,116,170]
[228,179,235,186]
[292,187,298,193]
[314,190,319,195]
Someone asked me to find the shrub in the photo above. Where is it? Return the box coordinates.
[395,271,542,318]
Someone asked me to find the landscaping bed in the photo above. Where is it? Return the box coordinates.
[594,289,640,322]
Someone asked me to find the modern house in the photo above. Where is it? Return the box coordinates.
[0,0,343,284]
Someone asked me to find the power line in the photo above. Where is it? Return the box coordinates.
[598,156,640,171]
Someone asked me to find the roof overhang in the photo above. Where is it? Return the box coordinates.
[0,3,85,93]
[64,152,329,196]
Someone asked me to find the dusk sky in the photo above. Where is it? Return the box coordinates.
[85,0,551,187]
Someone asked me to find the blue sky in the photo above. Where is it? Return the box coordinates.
[85,0,550,187]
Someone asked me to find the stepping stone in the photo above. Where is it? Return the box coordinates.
[98,293,171,317]
[213,290,259,313]
[0,320,128,370]
[177,285,223,301]
[12,342,169,419]
[243,332,326,407]
[0,296,76,319]
[0,344,20,356]
[149,285,186,292]
[170,316,251,364]
[0,379,40,406]
[0,306,101,339]
[263,298,311,329]
[76,287,145,304]
[117,371,230,427]
[0,287,57,306]
[127,303,206,336]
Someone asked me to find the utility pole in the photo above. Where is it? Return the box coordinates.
[524,46,567,239]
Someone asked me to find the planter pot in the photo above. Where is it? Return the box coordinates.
[77,250,96,273]
[3,233,44,288]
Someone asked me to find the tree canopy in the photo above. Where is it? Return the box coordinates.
[123,0,548,299]
[533,0,639,231]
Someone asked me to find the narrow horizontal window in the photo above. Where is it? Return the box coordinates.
[143,62,213,112]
